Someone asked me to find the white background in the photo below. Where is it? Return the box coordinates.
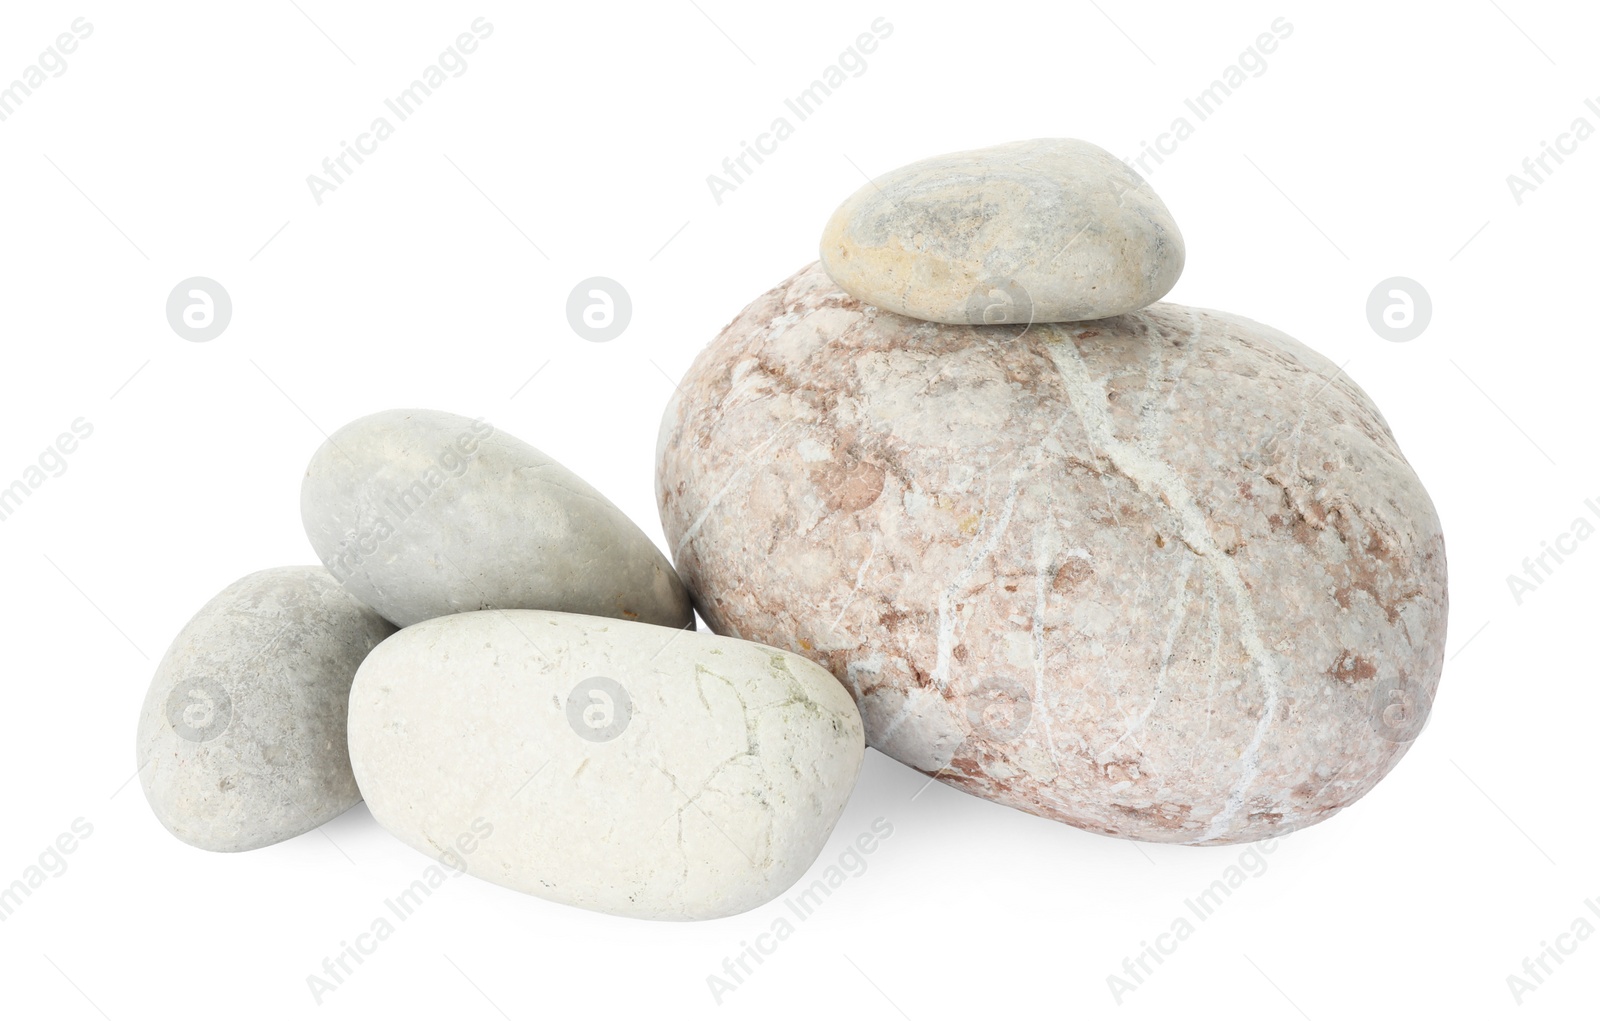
[1,1,1595,1017]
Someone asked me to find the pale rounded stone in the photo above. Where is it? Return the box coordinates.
[137,567,395,852]
[301,409,692,629]
[347,609,864,920]
[656,262,1448,846]
[820,138,1184,324]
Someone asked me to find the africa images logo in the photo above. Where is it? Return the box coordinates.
[566,677,632,742]
[165,678,233,743]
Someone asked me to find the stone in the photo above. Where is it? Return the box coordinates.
[819,138,1184,324]
[300,409,692,629]
[137,566,395,852]
[656,262,1448,845]
[346,609,864,920]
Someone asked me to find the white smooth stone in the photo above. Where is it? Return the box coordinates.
[347,609,865,920]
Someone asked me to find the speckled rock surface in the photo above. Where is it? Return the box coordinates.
[656,262,1448,845]
[819,138,1184,324]
[347,610,864,920]
[137,567,395,852]
[301,409,692,629]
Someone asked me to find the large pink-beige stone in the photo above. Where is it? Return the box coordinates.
[656,262,1447,845]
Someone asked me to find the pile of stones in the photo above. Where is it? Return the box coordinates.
[138,138,1447,923]
[138,410,863,921]
[657,137,1446,847]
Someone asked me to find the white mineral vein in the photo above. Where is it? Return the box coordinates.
[1043,333,1283,841]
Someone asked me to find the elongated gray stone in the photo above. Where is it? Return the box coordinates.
[820,138,1183,324]
[347,610,865,920]
[300,409,692,629]
[656,262,1448,845]
[137,566,394,852]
